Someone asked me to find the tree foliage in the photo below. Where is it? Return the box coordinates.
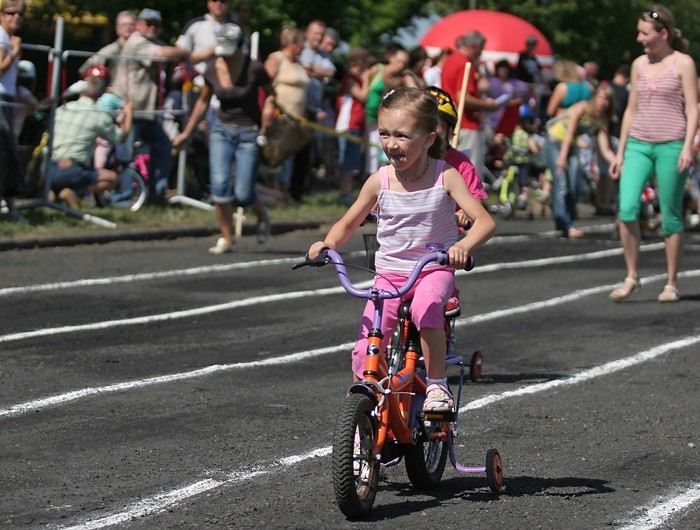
[497,0,699,74]
[428,0,699,77]
[24,0,700,78]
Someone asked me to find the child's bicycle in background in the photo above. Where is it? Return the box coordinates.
[293,246,502,519]
[489,142,535,220]
[99,141,149,212]
[613,182,662,240]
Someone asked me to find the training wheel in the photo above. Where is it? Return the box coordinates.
[485,448,503,492]
[500,202,513,219]
[469,351,483,382]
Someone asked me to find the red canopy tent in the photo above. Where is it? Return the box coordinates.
[420,10,553,69]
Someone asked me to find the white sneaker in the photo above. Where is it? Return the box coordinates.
[208,237,235,255]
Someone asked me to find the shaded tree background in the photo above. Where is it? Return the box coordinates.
[21,0,700,90]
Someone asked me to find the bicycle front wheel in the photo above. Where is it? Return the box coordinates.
[332,393,379,519]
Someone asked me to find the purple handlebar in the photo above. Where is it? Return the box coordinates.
[325,249,446,300]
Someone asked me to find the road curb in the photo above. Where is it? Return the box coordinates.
[0,221,325,251]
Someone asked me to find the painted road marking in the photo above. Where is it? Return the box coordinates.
[617,482,700,530]
[55,335,699,529]
[0,246,674,346]
[0,234,656,298]
[3,269,698,419]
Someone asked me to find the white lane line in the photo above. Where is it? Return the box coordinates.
[0,344,351,419]
[57,447,332,530]
[0,284,370,345]
[490,222,616,242]
[4,269,699,420]
[462,242,663,275]
[0,244,669,346]
[0,257,297,296]
[460,334,700,412]
[0,250,365,297]
[617,482,700,530]
[54,335,698,530]
[0,226,633,298]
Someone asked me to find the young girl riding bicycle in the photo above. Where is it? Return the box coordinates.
[308,87,496,413]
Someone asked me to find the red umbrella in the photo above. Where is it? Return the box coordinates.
[420,10,553,68]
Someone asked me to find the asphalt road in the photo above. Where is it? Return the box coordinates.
[1,210,699,529]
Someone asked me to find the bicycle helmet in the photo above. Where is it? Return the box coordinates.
[426,85,458,127]
[519,104,536,120]
[82,64,111,85]
[18,60,36,79]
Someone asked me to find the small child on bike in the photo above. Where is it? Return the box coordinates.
[308,87,495,412]
[426,86,488,315]
[502,104,541,209]
[426,86,489,215]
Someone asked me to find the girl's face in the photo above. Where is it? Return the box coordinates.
[496,65,509,80]
[594,91,611,113]
[387,51,409,74]
[636,19,667,54]
[378,108,435,170]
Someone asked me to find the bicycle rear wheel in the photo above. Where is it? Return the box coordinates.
[403,421,448,490]
[332,393,379,519]
[112,167,148,212]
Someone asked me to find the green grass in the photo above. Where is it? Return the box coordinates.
[3,190,349,240]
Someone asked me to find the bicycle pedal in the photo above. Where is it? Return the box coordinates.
[418,410,455,422]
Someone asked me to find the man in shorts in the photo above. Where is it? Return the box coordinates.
[47,66,133,205]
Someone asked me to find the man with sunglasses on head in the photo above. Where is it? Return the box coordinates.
[175,0,244,140]
[176,0,241,76]
[111,8,188,202]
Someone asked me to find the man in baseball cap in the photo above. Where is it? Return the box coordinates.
[137,8,162,23]
[111,7,188,200]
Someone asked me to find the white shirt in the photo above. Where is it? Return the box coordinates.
[423,65,442,89]
[176,14,224,75]
[0,26,18,97]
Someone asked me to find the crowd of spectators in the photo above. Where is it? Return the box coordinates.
[4,1,700,270]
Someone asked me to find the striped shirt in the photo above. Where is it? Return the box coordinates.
[630,53,687,143]
[51,97,124,166]
[374,160,458,275]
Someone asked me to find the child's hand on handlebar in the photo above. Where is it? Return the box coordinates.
[447,245,471,269]
[308,241,334,260]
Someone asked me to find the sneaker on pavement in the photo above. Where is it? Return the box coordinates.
[257,222,269,244]
[256,207,271,244]
[208,237,235,255]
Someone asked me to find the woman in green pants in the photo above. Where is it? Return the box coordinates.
[609,4,698,303]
